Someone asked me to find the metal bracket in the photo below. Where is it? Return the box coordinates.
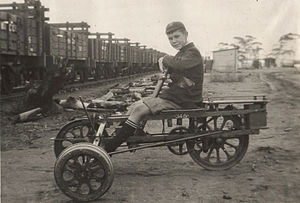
[93,122,106,146]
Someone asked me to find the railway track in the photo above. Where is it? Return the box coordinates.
[0,72,157,103]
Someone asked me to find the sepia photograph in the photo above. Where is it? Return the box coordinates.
[1,0,299,202]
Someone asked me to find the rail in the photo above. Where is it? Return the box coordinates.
[0,71,158,103]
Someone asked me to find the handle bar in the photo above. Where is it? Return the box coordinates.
[152,59,168,97]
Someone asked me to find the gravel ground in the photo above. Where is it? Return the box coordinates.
[1,68,300,203]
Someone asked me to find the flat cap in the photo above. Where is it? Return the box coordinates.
[165,21,186,34]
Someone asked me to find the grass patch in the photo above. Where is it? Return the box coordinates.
[210,72,245,82]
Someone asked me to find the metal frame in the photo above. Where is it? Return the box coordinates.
[77,96,268,156]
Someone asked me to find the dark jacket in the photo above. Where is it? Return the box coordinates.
[159,42,204,108]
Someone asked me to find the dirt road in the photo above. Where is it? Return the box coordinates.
[1,68,300,203]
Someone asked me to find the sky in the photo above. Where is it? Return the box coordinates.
[1,0,299,57]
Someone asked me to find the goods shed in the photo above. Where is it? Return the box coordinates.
[212,48,238,72]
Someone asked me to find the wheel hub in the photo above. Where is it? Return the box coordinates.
[215,137,224,146]
[75,165,91,180]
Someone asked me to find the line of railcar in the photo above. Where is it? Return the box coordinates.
[0,0,166,94]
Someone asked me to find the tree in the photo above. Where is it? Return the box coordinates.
[217,35,263,68]
[268,33,300,59]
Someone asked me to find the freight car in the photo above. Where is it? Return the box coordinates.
[46,22,91,83]
[0,0,165,94]
[0,0,49,94]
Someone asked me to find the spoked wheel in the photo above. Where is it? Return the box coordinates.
[167,126,189,155]
[186,115,249,170]
[54,119,100,158]
[54,143,114,202]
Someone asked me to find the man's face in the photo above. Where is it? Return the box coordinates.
[167,30,188,50]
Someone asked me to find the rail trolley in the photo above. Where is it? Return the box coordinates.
[53,70,268,201]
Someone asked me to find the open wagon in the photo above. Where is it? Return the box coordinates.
[53,94,268,201]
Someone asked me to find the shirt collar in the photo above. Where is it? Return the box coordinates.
[179,42,194,51]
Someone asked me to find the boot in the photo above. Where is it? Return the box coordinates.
[134,128,148,136]
[100,120,137,153]
[126,128,149,151]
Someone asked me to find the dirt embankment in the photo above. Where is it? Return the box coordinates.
[1,68,300,203]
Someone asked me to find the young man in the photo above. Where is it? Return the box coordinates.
[101,21,204,153]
